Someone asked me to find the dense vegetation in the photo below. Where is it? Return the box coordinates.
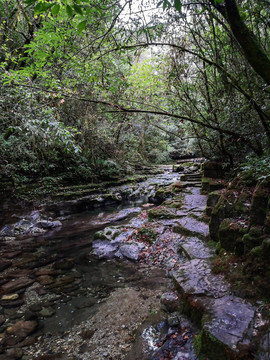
[1,0,270,192]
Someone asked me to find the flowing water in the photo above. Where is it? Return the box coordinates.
[0,169,200,359]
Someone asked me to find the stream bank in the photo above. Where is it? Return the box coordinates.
[0,162,269,360]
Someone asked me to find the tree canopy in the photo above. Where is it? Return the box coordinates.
[1,0,270,187]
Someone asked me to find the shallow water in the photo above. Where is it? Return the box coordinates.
[0,170,200,359]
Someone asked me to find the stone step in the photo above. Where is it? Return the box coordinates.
[180,174,202,182]
[172,259,257,360]
[173,217,209,239]
[177,237,214,260]
[180,181,202,188]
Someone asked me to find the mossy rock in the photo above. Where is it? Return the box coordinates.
[218,218,247,252]
[148,207,176,220]
[207,191,222,208]
[265,210,270,234]
[201,161,226,179]
[199,329,238,360]
[153,187,172,204]
[201,178,225,195]
[244,238,270,297]
[94,227,121,241]
[209,188,251,241]
[137,227,157,244]
[242,231,265,254]
[172,181,184,191]
[249,183,270,226]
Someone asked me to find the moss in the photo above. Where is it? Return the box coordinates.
[137,227,157,244]
[249,183,270,226]
[202,161,227,179]
[172,181,184,191]
[173,224,204,239]
[154,187,172,204]
[207,191,222,208]
[194,332,207,360]
[218,218,247,252]
[200,329,234,360]
[179,296,206,326]
[94,231,107,240]
[148,207,176,220]
[201,177,225,194]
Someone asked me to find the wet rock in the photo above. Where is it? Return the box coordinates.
[36,220,62,229]
[200,296,255,359]
[256,330,270,359]
[160,292,180,313]
[1,294,19,301]
[173,259,228,298]
[1,277,34,295]
[148,207,177,220]
[178,237,213,260]
[250,184,270,226]
[39,307,55,317]
[6,320,38,338]
[1,348,23,359]
[218,218,247,252]
[37,275,54,285]
[0,260,12,272]
[173,217,209,239]
[119,243,145,261]
[168,313,181,327]
[92,240,120,259]
[142,203,154,209]
[105,208,141,222]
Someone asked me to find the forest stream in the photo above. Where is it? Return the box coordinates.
[0,165,268,360]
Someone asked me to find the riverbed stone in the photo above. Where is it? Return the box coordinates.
[119,243,145,261]
[1,294,19,301]
[160,292,180,312]
[6,320,38,338]
[0,277,34,295]
[92,240,120,259]
[39,307,55,317]
[37,275,54,285]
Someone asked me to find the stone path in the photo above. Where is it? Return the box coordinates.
[0,168,269,360]
[154,186,268,360]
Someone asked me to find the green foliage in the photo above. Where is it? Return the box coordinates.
[240,153,270,181]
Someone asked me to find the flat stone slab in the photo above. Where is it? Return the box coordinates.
[178,237,214,260]
[174,217,209,239]
[202,295,255,356]
[173,259,228,298]
[181,188,207,212]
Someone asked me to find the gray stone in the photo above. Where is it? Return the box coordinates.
[119,243,144,261]
[202,295,255,356]
[168,313,181,327]
[92,240,119,259]
[173,259,228,298]
[160,292,180,312]
[178,237,213,260]
[256,331,270,360]
[174,217,209,239]
[39,307,55,317]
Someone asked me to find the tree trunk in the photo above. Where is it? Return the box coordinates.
[214,0,270,86]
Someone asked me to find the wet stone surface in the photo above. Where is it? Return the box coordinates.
[0,167,269,360]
